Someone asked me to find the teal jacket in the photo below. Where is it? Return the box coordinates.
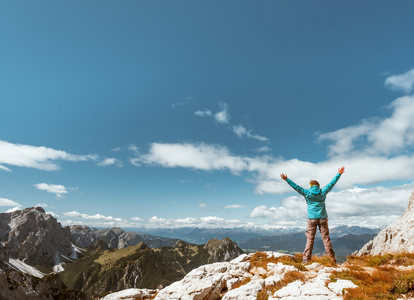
[286,173,341,219]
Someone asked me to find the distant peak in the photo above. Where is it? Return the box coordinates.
[173,240,188,248]
[136,242,149,250]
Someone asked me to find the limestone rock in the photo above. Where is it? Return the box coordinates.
[271,268,345,299]
[357,189,414,256]
[99,288,157,300]
[222,279,264,300]
[154,261,252,299]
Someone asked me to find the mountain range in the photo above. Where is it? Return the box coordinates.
[0,207,243,299]
[0,205,389,299]
[61,237,242,298]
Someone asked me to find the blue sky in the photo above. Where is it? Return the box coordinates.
[1,1,414,230]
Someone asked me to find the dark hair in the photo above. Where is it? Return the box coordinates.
[310,180,320,187]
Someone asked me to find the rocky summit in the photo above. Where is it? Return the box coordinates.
[100,251,357,300]
[357,189,414,256]
[0,207,75,270]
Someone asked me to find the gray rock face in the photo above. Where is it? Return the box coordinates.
[204,237,244,263]
[69,225,98,247]
[0,207,73,268]
[357,189,414,256]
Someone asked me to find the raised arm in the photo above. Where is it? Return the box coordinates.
[321,166,345,195]
[281,173,307,197]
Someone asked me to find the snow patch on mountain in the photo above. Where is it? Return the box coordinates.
[6,258,44,278]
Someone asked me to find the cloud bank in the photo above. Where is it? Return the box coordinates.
[318,95,414,156]
[249,183,414,228]
[0,140,97,171]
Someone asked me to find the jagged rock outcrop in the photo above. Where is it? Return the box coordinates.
[69,225,98,247]
[101,252,357,300]
[0,207,74,269]
[357,189,414,256]
[62,238,243,298]
[204,237,243,263]
[0,269,88,300]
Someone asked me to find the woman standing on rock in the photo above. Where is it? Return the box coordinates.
[280,166,345,264]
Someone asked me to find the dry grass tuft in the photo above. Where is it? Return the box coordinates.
[331,253,414,300]
[246,252,309,300]
[310,255,337,267]
[346,252,414,269]
[247,252,414,300]
[249,251,306,272]
[231,277,251,291]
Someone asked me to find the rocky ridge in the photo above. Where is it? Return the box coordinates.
[0,207,75,270]
[100,252,357,300]
[357,189,414,256]
[61,237,243,297]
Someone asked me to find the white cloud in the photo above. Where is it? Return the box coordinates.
[317,121,375,156]
[98,157,123,167]
[46,211,59,217]
[145,215,240,228]
[385,68,414,93]
[318,95,414,156]
[131,217,143,222]
[0,198,21,207]
[198,203,207,208]
[63,211,125,222]
[36,203,48,208]
[249,196,307,226]
[233,125,268,142]
[134,143,248,175]
[250,183,414,228]
[223,205,246,209]
[195,102,268,142]
[195,110,212,117]
[5,207,21,213]
[0,165,12,172]
[34,183,70,199]
[214,102,230,124]
[0,140,97,171]
[131,141,414,196]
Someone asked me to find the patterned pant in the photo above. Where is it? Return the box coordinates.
[303,218,335,261]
